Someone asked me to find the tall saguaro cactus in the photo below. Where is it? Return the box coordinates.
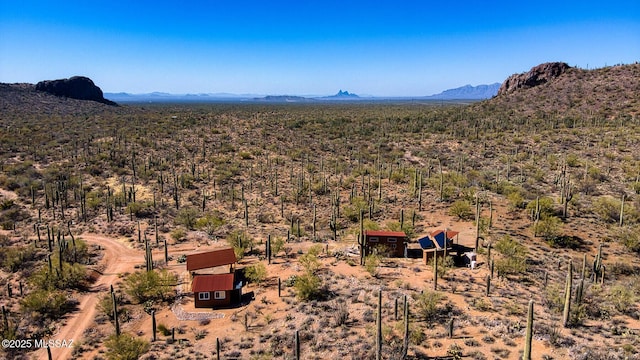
[563,261,573,328]
[433,254,439,291]
[294,330,300,360]
[111,285,120,336]
[523,300,534,360]
[359,210,365,265]
[376,289,382,360]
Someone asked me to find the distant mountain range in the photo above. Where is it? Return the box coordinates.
[424,83,500,100]
[104,85,499,103]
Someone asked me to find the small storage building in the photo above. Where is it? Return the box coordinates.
[364,230,408,257]
[186,247,243,308]
[192,273,243,308]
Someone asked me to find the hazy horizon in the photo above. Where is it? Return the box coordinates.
[1,1,639,97]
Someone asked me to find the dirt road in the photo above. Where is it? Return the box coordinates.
[33,234,142,360]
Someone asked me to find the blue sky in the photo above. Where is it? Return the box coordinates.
[1,1,639,96]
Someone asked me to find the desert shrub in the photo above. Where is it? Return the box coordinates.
[566,153,581,167]
[0,206,29,227]
[1,245,37,272]
[244,263,267,285]
[59,238,91,264]
[428,255,454,279]
[592,196,639,224]
[294,272,321,301]
[343,197,368,222]
[123,269,177,304]
[98,292,116,319]
[125,201,155,218]
[29,260,87,290]
[414,290,445,321]
[174,207,199,229]
[607,284,637,315]
[270,236,285,257]
[104,333,150,360]
[494,235,527,276]
[526,197,556,219]
[534,216,562,243]
[170,228,186,242]
[20,289,69,319]
[226,230,254,260]
[157,323,172,336]
[507,191,526,210]
[295,245,323,300]
[364,253,381,277]
[609,225,640,253]
[98,292,130,323]
[449,200,474,220]
[298,245,322,273]
[363,219,380,231]
[194,211,225,234]
[332,301,349,327]
[386,220,414,240]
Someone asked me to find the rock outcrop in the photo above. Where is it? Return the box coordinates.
[498,62,571,96]
[35,76,117,105]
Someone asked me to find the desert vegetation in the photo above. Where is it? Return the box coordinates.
[0,63,639,359]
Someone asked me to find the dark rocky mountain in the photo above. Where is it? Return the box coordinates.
[427,83,500,100]
[0,82,123,116]
[497,62,571,96]
[328,90,359,98]
[35,76,117,105]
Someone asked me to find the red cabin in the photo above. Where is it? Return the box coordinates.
[364,230,408,257]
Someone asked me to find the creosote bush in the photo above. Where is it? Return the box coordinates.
[104,333,150,360]
[494,235,527,276]
[244,262,268,285]
[123,269,177,304]
[414,289,446,321]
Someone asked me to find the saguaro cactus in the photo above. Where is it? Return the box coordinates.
[152,310,157,341]
[376,289,382,360]
[485,274,491,296]
[359,210,365,265]
[593,243,603,282]
[523,300,534,360]
[294,330,300,360]
[563,261,573,328]
[111,285,120,336]
[433,254,439,291]
[402,295,409,358]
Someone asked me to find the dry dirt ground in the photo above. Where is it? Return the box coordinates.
[32,234,143,360]
[29,208,579,360]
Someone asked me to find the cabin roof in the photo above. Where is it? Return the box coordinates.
[191,273,235,292]
[364,230,407,238]
[186,248,237,271]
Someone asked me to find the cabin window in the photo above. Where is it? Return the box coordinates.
[214,291,226,300]
[387,238,397,243]
[369,237,378,242]
[198,292,210,301]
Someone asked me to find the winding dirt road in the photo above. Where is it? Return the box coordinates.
[33,234,143,360]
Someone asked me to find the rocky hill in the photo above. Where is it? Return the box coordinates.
[479,62,640,121]
[0,79,121,117]
[497,62,571,95]
[35,76,117,105]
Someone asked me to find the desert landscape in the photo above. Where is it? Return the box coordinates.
[0,62,639,360]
